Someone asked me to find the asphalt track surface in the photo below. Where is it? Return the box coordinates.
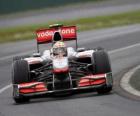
[0,24,140,116]
[0,0,140,27]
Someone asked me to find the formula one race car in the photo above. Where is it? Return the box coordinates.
[12,24,113,103]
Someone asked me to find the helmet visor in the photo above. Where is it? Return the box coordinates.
[53,47,67,56]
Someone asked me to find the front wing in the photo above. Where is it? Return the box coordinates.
[13,73,113,98]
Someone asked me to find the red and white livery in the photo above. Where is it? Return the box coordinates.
[12,24,113,103]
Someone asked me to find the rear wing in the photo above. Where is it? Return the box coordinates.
[36,26,77,44]
[35,25,77,53]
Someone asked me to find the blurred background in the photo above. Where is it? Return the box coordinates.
[0,0,140,43]
[0,1,140,115]
[0,0,95,15]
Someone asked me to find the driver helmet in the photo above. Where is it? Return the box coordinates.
[52,41,67,57]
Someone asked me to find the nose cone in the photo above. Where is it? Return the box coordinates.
[53,57,69,72]
[53,57,69,80]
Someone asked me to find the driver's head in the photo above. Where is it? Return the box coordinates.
[52,41,67,57]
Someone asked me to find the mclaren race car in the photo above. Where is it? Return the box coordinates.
[12,24,113,103]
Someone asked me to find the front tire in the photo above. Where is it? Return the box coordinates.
[97,85,112,94]
[12,60,30,103]
[93,50,112,94]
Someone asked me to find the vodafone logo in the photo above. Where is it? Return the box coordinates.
[37,31,53,38]
[37,28,75,38]
[61,28,75,34]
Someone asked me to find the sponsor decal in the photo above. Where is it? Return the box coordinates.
[36,26,76,43]
[37,28,75,38]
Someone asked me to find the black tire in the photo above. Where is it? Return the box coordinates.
[12,60,30,84]
[93,50,112,94]
[13,56,22,61]
[97,85,112,94]
[12,60,30,103]
[13,94,30,104]
[93,50,111,74]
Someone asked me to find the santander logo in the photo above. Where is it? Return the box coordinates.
[37,28,75,38]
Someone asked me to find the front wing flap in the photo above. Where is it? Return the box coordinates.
[13,73,112,97]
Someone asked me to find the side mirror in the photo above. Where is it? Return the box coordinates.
[33,53,41,57]
[77,48,86,52]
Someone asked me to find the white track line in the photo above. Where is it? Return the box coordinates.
[0,84,12,94]
[109,42,140,54]
[0,42,140,94]
[120,65,140,97]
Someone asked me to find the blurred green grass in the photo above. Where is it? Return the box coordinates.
[0,10,140,43]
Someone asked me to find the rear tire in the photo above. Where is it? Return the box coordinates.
[93,50,112,94]
[12,60,30,84]
[12,60,30,103]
